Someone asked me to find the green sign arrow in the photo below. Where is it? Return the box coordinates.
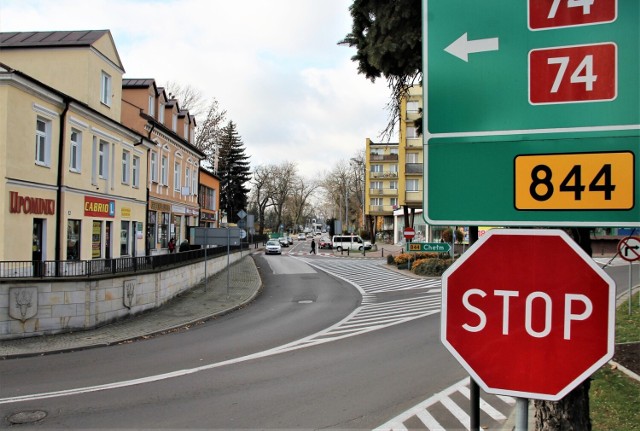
[423,0,640,227]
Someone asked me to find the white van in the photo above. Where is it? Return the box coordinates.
[332,235,372,252]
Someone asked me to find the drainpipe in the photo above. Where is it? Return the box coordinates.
[145,123,156,256]
[55,99,71,272]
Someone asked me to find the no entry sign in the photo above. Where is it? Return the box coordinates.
[441,229,616,401]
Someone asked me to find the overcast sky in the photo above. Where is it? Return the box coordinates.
[0,0,393,178]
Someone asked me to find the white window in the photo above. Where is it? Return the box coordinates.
[406,152,419,163]
[100,71,112,106]
[148,95,155,117]
[69,129,82,172]
[99,140,108,178]
[185,167,191,194]
[174,161,181,191]
[132,156,140,188]
[161,155,168,185]
[406,126,418,139]
[390,198,399,208]
[371,198,383,206]
[35,117,51,166]
[158,103,165,123]
[407,101,419,113]
[183,122,188,140]
[390,181,398,190]
[371,181,383,190]
[371,164,383,173]
[192,168,197,196]
[172,113,178,132]
[390,164,398,173]
[121,150,130,184]
[150,151,158,183]
[407,179,419,191]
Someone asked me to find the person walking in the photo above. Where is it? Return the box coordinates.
[310,238,316,255]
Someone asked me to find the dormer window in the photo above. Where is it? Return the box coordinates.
[159,103,165,123]
[172,113,178,132]
[148,95,155,117]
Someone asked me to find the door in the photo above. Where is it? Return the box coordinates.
[105,221,112,259]
[32,219,44,276]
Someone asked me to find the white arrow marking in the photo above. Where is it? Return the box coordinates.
[445,32,499,62]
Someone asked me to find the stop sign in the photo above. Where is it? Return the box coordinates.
[404,227,415,240]
[441,229,615,401]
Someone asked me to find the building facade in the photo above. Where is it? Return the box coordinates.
[199,168,221,228]
[0,31,150,265]
[364,139,399,241]
[121,79,204,254]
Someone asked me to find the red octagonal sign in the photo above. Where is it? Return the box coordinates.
[441,229,615,401]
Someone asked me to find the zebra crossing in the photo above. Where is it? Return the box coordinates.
[295,257,515,431]
[375,377,516,431]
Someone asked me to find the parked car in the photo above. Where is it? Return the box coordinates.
[278,237,289,247]
[265,240,282,255]
[318,238,332,249]
[297,233,306,240]
[287,236,294,245]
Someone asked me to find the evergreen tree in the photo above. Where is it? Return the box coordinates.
[218,121,251,223]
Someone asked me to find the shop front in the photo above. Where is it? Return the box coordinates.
[4,188,57,263]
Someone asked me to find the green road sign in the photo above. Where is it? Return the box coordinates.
[407,242,452,253]
[423,0,640,227]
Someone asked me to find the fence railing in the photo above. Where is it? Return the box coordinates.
[0,245,243,279]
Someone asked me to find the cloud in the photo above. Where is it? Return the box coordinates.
[0,0,393,177]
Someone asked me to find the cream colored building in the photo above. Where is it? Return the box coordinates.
[364,139,399,239]
[0,31,150,265]
[122,79,204,254]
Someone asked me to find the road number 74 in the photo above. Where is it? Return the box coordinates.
[548,0,595,18]
[548,55,596,93]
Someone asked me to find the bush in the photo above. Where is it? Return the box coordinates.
[394,253,413,265]
[413,258,453,276]
[386,254,395,265]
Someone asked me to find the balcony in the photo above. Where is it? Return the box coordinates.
[405,138,422,148]
[370,154,399,162]
[367,205,396,215]
[405,190,423,204]
[370,172,398,179]
[405,163,423,175]
[369,188,399,197]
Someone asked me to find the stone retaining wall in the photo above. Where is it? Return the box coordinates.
[0,252,243,340]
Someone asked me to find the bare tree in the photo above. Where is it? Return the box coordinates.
[250,164,275,235]
[269,162,297,232]
[289,177,319,230]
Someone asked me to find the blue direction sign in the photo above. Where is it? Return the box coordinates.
[423,0,640,227]
[407,242,451,253]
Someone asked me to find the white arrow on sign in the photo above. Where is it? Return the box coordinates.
[445,32,499,62]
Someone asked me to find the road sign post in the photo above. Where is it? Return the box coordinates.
[423,0,640,226]
[441,229,616,401]
[618,236,640,315]
[406,242,451,253]
[403,227,416,241]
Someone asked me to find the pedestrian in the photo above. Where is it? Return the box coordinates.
[168,237,176,253]
[310,238,316,255]
[179,238,190,252]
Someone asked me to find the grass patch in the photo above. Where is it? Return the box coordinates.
[590,291,640,431]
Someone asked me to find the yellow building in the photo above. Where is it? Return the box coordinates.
[0,31,150,264]
[364,139,399,240]
[122,79,204,254]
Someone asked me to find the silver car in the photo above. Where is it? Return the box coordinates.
[265,239,282,255]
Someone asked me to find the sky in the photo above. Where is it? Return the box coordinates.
[0,0,393,178]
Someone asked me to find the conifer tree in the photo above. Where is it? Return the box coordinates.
[218,121,251,223]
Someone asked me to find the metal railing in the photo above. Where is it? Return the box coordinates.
[0,245,243,279]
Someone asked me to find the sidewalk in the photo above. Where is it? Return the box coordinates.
[1,254,262,359]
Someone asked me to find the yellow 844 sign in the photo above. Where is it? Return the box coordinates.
[514,152,634,210]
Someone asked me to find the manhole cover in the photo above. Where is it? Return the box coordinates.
[8,410,47,424]
[297,300,314,304]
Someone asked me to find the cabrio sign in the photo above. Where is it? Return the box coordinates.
[84,196,115,217]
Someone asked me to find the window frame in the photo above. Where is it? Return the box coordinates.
[161,155,168,186]
[100,71,112,106]
[174,161,181,191]
[98,140,109,179]
[121,150,130,184]
[150,151,158,183]
[132,155,140,188]
[69,128,82,172]
[35,116,51,166]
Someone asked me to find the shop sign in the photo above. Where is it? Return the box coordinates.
[149,201,171,212]
[9,191,55,215]
[121,207,131,218]
[85,196,115,218]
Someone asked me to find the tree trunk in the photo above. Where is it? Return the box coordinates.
[533,228,593,431]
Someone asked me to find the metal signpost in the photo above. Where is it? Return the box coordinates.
[423,0,640,227]
[190,227,242,294]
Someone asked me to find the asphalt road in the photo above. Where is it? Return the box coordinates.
[0,253,462,429]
